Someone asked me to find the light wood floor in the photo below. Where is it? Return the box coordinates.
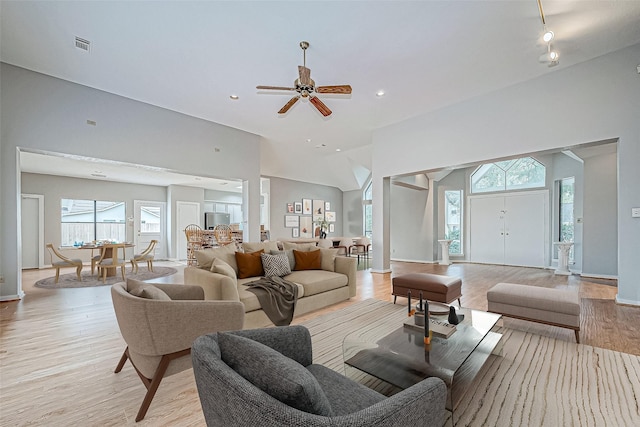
[1,261,638,426]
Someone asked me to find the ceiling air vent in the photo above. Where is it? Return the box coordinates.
[75,37,90,52]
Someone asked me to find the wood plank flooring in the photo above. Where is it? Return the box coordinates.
[1,260,638,426]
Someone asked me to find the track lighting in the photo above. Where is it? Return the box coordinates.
[537,0,559,67]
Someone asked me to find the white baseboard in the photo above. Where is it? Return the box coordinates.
[390,258,436,264]
[371,269,392,274]
[0,291,24,302]
[615,295,640,307]
[580,273,618,280]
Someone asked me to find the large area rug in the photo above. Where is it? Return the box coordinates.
[34,266,178,289]
[299,299,640,427]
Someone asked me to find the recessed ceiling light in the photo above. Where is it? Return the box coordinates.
[335,148,341,152]
[315,143,327,148]
[229,94,239,100]
[376,90,385,97]
[306,138,312,143]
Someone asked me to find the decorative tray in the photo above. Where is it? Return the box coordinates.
[428,302,450,315]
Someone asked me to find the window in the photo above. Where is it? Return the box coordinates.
[471,157,545,193]
[559,177,575,261]
[444,190,463,254]
[363,181,372,239]
[61,199,126,246]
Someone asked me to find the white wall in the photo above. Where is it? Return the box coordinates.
[371,44,640,304]
[390,184,434,262]
[342,189,364,237]
[1,63,262,300]
[583,152,618,277]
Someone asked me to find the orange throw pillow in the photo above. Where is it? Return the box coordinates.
[293,249,321,271]
[235,250,265,279]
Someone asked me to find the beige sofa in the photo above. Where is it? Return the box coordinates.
[184,241,357,329]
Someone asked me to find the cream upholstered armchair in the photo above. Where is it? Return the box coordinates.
[111,279,244,422]
[130,239,158,274]
[46,243,83,283]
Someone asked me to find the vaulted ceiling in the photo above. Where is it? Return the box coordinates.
[2,1,639,190]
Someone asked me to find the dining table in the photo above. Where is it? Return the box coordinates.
[80,242,135,277]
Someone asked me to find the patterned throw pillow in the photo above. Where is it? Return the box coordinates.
[261,253,292,277]
[270,249,296,270]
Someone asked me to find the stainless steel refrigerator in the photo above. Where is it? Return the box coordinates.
[204,212,230,230]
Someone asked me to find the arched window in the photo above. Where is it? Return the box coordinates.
[471,157,545,193]
[363,180,372,238]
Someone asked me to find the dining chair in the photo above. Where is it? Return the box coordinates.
[97,244,126,283]
[335,239,353,257]
[350,236,372,262]
[130,240,158,274]
[185,224,204,266]
[213,224,235,247]
[46,243,83,283]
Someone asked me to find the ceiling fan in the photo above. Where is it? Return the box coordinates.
[256,41,352,117]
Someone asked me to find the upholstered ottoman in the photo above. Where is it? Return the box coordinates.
[392,273,462,305]
[487,282,581,343]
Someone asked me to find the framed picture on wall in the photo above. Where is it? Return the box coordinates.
[285,215,299,228]
[312,200,324,221]
[292,228,300,238]
[325,211,336,222]
[329,223,335,233]
[299,216,313,238]
[325,201,331,211]
[287,203,294,213]
[294,202,302,214]
[302,199,312,215]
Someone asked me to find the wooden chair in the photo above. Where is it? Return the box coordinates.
[213,224,234,246]
[335,239,353,257]
[46,243,83,283]
[130,240,158,274]
[185,224,204,266]
[97,244,126,283]
[350,236,372,262]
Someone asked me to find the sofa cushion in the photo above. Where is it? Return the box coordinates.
[242,241,280,254]
[216,332,333,416]
[195,245,238,273]
[210,258,236,280]
[238,278,304,312]
[261,253,291,277]
[293,250,321,271]
[284,270,348,297]
[235,250,264,279]
[129,284,171,300]
[271,249,295,270]
[306,363,385,415]
[283,242,317,252]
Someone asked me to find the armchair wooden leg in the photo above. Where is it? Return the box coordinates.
[121,265,125,281]
[54,267,61,284]
[102,267,107,284]
[148,260,153,272]
[115,347,129,373]
[76,265,82,281]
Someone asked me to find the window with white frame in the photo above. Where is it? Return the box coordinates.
[61,199,126,246]
[444,190,463,254]
[471,157,546,193]
[363,180,372,239]
[558,176,575,261]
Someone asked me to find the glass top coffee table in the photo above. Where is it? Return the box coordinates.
[343,307,502,413]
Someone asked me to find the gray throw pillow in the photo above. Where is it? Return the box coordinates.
[270,249,295,270]
[261,253,292,277]
[217,332,333,416]
[129,284,171,300]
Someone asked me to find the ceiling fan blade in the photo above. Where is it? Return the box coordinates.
[278,96,300,114]
[309,96,332,117]
[256,85,297,91]
[298,66,311,85]
[316,85,352,95]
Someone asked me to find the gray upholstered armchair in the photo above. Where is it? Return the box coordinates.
[192,325,447,426]
[111,279,244,422]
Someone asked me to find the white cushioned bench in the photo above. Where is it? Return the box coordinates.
[487,282,581,343]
